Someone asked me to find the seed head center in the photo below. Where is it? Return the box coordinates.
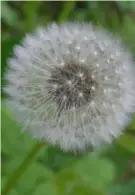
[47,63,97,111]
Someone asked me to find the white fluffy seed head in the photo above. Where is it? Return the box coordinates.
[4,22,135,152]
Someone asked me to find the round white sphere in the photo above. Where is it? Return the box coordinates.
[4,22,135,152]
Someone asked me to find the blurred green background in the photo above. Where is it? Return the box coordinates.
[1,1,135,195]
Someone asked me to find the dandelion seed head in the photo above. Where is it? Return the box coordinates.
[4,22,135,152]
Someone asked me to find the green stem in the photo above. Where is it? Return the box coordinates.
[2,141,45,195]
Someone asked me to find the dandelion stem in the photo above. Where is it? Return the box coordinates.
[2,141,45,195]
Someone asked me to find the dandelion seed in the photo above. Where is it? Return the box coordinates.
[99,45,105,52]
[75,45,80,51]
[4,22,135,152]
[79,59,85,64]
[78,92,83,97]
[84,35,88,40]
[90,101,95,106]
[110,54,115,60]
[91,75,95,79]
[53,84,58,89]
[104,76,108,80]
[93,51,98,56]
[77,72,84,78]
[67,80,72,86]
[63,95,67,101]
[91,86,95,91]
[60,62,65,67]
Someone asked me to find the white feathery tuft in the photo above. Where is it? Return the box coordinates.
[4,22,135,152]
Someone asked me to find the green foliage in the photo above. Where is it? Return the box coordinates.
[54,154,115,194]
[104,144,133,178]
[1,105,35,157]
[73,154,115,191]
[128,116,135,131]
[117,1,135,12]
[109,179,135,195]
[1,2,18,27]
[58,1,76,23]
[33,181,58,195]
[40,146,80,172]
[1,1,135,195]
[117,133,135,153]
